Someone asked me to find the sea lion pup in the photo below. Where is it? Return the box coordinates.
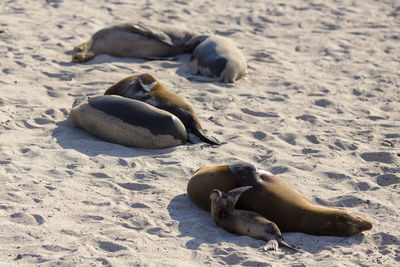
[69,95,187,149]
[72,23,201,63]
[187,162,373,236]
[210,187,301,252]
[188,35,247,83]
[104,73,220,145]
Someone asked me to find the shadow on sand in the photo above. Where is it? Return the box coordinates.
[167,193,368,254]
[52,119,182,158]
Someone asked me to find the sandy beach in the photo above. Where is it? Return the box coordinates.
[1,0,399,266]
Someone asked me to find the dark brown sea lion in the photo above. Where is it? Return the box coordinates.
[104,73,219,145]
[189,35,247,83]
[187,162,372,236]
[210,187,301,252]
[69,95,187,149]
[72,23,200,63]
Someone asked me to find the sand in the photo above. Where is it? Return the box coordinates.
[1,0,399,266]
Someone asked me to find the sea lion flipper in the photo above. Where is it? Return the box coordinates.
[278,239,301,252]
[183,35,210,52]
[177,108,220,145]
[263,240,279,251]
[128,24,175,47]
[191,122,220,145]
[226,186,252,207]
[228,162,261,187]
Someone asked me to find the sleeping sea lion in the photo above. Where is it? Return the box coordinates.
[72,23,200,63]
[69,95,187,149]
[189,35,247,83]
[104,73,219,145]
[187,162,372,236]
[210,187,301,252]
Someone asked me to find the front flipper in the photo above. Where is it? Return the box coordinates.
[127,23,175,47]
[226,186,253,211]
[228,162,261,187]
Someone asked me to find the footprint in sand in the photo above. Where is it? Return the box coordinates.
[10,212,44,225]
[98,241,126,252]
[323,172,350,180]
[296,114,317,124]
[360,152,395,164]
[376,174,399,186]
[118,183,152,191]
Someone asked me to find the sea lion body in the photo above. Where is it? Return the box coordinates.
[189,35,247,83]
[104,73,219,145]
[72,23,200,62]
[187,163,372,236]
[69,95,187,149]
[210,188,300,252]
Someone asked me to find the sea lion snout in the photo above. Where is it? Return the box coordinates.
[210,189,223,200]
[352,214,372,233]
[72,43,94,63]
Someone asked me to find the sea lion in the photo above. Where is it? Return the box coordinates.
[210,187,300,252]
[69,95,187,149]
[72,23,200,63]
[187,163,260,211]
[187,162,373,236]
[104,73,219,145]
[189,35,247,83]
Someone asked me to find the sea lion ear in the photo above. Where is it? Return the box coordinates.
[128,23,175,47]
[136,76,157,92]
[226,186,253,206]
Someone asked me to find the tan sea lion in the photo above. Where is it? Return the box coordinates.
[189,35,247,83]
[69,95,187,149]
[187,162,372,236]
[72,23,201,63]
[104,73,219,145]
[210,187,301,252]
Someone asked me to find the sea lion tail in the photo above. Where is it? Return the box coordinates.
[192,122,220,145]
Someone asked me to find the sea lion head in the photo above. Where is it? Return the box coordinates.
[72,42,95,63]
[320,212,373,236]
[228,162,262,187]
[210,189,228,219]
[210,189,226,207]
[104,73,158,100]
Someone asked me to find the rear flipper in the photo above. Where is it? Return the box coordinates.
[191,122,220,145]
[278,239,301,252]
[263,240,279,251]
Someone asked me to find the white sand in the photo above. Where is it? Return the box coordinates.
[1,0,399,266]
